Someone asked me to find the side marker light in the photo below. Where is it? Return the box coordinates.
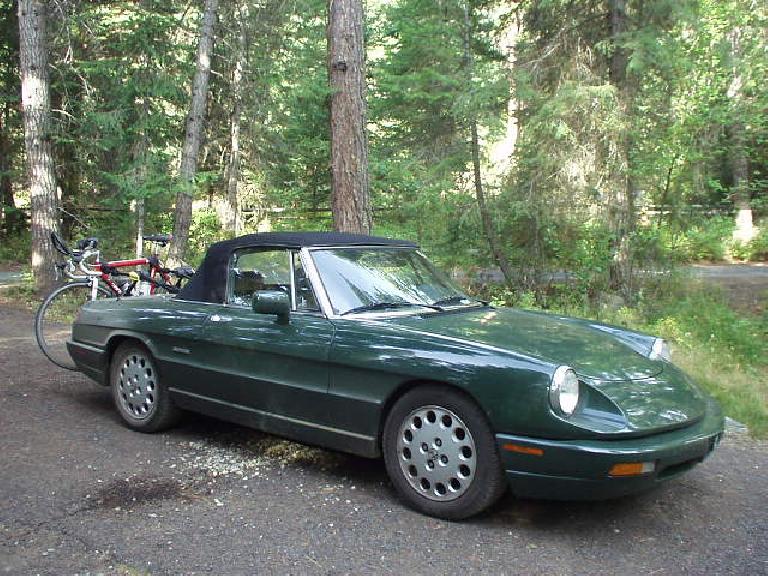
[503,443,544,457]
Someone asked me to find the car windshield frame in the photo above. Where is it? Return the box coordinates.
[303,245,478,318]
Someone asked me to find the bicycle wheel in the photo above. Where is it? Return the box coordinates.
[35,282,111,370]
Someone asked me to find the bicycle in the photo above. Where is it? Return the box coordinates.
[35,232,194,370]
[97,234,194,297]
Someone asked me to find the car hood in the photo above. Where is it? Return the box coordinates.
[384,307,706,432]
[386,307,662,381]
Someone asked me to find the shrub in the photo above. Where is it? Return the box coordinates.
[736,225,768,262]
[675,217,733,262]
[748,226,768,261]
[0,231,31,263]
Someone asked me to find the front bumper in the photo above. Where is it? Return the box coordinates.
[496,398,724,500]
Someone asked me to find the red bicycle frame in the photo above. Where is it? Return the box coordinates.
[91,257,172,295]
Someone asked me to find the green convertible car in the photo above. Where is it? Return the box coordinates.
[68,232,724,519]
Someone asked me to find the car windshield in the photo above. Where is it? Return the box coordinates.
[310,247,475,315]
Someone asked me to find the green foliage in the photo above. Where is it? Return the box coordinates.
[732,224,768,261]
[254,0,331,225]
[369,0,507,249]
[675,216,734,261]
[0,231,30,263]
[560,223,616,297]
[641,286,766,366]
[35,0,200,245]
[747,227,768,261]
[5,0,763,280]
[187,208,225,266]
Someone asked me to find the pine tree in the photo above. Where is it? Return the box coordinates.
[18,0,58,291]
[171,0,218,262]
[328,0,371,233]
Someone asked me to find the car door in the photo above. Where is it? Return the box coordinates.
[193,248,336,428]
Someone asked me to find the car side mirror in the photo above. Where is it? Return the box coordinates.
[252,290,290,324]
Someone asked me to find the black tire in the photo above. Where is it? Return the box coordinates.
[35,282,111,370]
[383,386,506,520]
[110,342,181,433]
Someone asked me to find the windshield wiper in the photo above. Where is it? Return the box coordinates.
[430,295,479,307]
[340,301,443,316]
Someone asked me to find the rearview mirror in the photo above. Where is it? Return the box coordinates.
[252,290,290,324]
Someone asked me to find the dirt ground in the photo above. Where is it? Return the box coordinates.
[1,304,767,575]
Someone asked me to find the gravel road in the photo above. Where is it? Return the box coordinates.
[0,272,22,285]
[0,305,766,576]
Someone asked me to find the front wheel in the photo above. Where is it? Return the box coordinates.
[383,386,506,520]
[35,281,111,370]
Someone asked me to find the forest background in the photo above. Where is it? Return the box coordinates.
[0,0,766,435]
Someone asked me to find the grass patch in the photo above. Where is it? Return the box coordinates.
[0,272,38,311]
[673,347,767,437]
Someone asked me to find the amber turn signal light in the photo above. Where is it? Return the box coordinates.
[608,462,655,477]
[502,443,544,456]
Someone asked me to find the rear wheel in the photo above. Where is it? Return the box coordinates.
[383,386,506,520]
[110,342,180,433]
[35,281,111,370]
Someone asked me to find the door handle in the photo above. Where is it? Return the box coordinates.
[172,346,190,355]
[210,314,232,322]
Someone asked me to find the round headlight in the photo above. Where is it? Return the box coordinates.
[649,337,671,361]
[550,366,580,416]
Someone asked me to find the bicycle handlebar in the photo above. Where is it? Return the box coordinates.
[76,237,99,251]
[77,253,102,277]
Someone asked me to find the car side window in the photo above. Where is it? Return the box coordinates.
[228,249,290,308]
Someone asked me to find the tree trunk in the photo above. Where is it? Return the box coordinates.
[609,0,628,87]
[170,0,218,262]
[132,131,147,260]
[730,123,752,245]
[462,2,515,286]
[223,3,246,236]
[488,7,521,179]
[607,0,635,301]
[134,197,145,258]
[18,0,58,292]
[328,0,371,234]
[727,27,753,245]
[133,93,150,259]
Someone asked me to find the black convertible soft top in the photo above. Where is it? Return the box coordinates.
[177,231,418,303]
